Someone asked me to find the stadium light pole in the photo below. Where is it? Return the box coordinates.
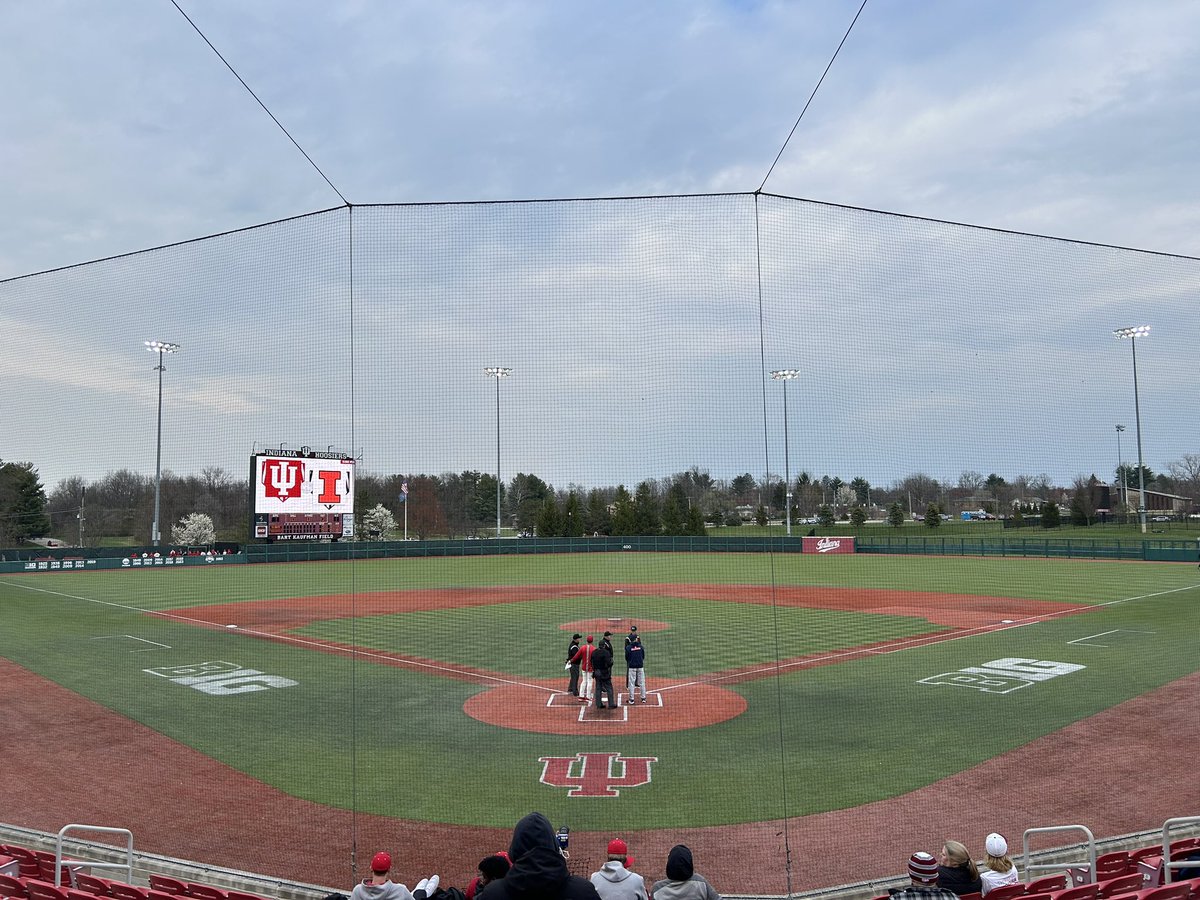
[145,340,182,545]
[1115,424,1126,516]
[1114,326,1149,534]
[484,367,512,538]
[770,369,801,536]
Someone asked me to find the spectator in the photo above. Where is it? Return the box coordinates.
[890,852,958,900]
[979,834,1019,896]
[467,854,511,900]
[477,812,599,900]
[938,842,981,897]
[351,852,438,900]
[625,632,646,704]
[570,636,596,703]
[566,633,582,698]
[650,845,720,900]
[593,640,616,709]
[591,839,646,900]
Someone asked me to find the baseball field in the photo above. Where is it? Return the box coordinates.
[3,550,1199,894]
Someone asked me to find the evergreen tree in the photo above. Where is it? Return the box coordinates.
[661,483,688,536]
[923,503,941,529]
[562,491,584,537]
[685,504,707,536]
[583,489,612,535]
[632,481,661,535]
[887,502,906,528]
[611,485,636,535]
[849,507,867,529]
[1040,501,1061,528]
[817,505,835,528]
[754,504,768,527]
[0,461,50,547]
[536,495,563,537]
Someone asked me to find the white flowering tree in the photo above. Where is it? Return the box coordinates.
[171,512,215,546]
[359,503,398,540]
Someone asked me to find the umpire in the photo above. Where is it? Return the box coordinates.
[566,632,582,697]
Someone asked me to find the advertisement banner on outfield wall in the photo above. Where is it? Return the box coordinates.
[802,536,856,554]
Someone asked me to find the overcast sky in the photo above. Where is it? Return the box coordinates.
[1,0,1198,494]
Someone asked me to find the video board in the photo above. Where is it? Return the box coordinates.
[250,450,355,541]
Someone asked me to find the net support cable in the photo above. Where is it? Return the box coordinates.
[169,0,351,206]
[757,0,871,193]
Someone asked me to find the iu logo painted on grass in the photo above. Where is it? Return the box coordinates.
[539,751,658,797]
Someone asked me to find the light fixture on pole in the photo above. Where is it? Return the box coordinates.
[1113,325,1149,534]
[1115,424,1126,515]
[770,369,801,537]
[145,340,182,545]
[484,367,512,538]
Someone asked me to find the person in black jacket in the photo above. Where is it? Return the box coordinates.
[565,634,582,697]
[592,642,616,709]
[478,812,600,900]
[937,841,982,896]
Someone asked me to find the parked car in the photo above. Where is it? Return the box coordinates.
[1149,515,1171,522]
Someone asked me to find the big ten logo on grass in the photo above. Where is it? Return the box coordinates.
[539,751,658,797]
[144,660,298,695]
[920,657,1085,695]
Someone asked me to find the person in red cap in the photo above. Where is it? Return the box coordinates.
[589,838,645,900]
[889,851,958,900]
[350,851,439,900]
[569,636,596,703]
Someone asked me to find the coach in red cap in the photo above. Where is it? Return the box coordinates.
[589,838,645,900]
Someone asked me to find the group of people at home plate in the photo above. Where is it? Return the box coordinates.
[565,625,647,709]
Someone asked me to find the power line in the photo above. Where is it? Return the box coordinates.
[758,0,871,193]
[168,0,350,206]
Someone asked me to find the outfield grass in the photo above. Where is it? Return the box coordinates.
[2,552,1198,829]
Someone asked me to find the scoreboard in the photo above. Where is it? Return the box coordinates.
[250,449,355,542]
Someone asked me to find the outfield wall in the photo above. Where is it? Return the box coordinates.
[3,535,1197,574]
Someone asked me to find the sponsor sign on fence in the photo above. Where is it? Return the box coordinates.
[802,536,855,554]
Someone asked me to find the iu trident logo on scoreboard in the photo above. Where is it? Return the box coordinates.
[263,459,305,501]
[538,752,657,797]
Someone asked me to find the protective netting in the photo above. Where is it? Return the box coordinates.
[2,195,1199,896]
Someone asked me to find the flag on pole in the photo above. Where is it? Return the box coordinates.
[398,481,408,503]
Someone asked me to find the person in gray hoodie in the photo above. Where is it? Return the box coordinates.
[589,838,646,900]
[649,846,720,900]
[351,852,439,900]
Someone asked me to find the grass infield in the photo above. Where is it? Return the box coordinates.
[2,552,1198,830]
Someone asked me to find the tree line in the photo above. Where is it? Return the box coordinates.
[2,454,1197,548]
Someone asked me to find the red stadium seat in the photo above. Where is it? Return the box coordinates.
[226,892,271,900]
[1098,875,1145,898]
[69,889,102,900]
[1023,893,1054,900]
[23,880,70,900]
[146,879,185,897]
[71,876,113,897]
[1131,848,1166,866]
[1053,885,1099,900]
[148,890,180,900]
[1140,885,1191,900]
[184,886,227,900]
[4,849,40,880]
[988,884,1029,900]
[107,885,148,900]
[1096,854,1134,880]
[961,892,983,900]
[1029,877,1069,894]
[0,875,28,899]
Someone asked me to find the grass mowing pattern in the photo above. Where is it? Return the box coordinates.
[292,594,946,679]
[2,553,1199,828]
